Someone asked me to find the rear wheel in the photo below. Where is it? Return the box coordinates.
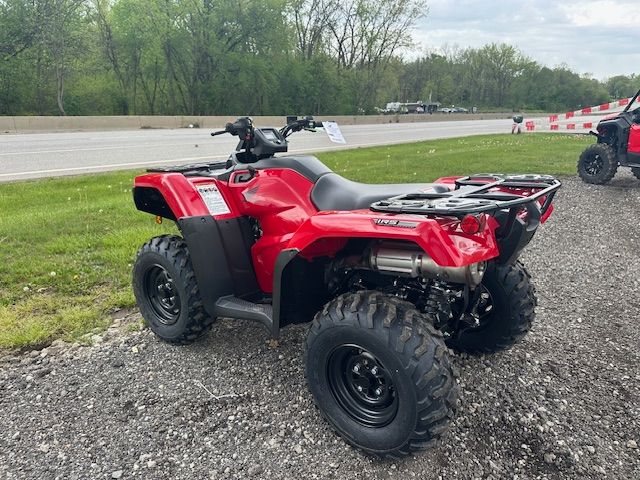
[305,291,457,458]
[133,235,215,344]
[577,143,617,184]
[444,262,536,354]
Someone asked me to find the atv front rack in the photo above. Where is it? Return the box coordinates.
[147,161,229,174]
[370,174,561,218]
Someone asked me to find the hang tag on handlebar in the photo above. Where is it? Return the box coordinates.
[322,121,346,144]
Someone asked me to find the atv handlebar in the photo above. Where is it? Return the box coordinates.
[280,116,318,138]
[211,115,317,139]
[211,115,317,142]
[211,117,254,140]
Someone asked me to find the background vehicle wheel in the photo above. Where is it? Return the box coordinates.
[133,235,214,344]
[577,144,617,184]
[305,291,457,458]
[631,167,640,181]
[445,262,536,354]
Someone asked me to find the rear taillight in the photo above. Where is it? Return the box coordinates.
[460,214,485,234]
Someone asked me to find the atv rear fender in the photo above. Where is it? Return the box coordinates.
[287,211,501,267]
[431,174,558,264]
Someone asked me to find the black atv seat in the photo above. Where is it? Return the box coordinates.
[311,172,450,211]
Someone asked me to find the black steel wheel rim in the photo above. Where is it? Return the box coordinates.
[584,153,603,176]
[445,284,495,336]
[144,264,181,325]
[470,285,495,328]
[327,344,398,427]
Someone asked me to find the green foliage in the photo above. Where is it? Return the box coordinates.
[606,74,639,99]
[0,1,636,116]
[395,45,614,112]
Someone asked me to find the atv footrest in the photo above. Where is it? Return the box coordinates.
[214,296,274,330]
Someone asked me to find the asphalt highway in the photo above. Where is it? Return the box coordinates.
[0,118,512,182]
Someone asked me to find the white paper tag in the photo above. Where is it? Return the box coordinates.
[196,183,231,216]
[322,121,346,144]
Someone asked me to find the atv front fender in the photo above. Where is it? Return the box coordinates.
[133,172,226,219]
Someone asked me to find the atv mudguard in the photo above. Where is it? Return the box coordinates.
[134,175,262,325]
[285,210,500,267]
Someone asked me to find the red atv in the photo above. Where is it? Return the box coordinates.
[132,116,560,457]
[578,87,640,184]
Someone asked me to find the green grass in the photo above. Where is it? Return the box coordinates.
[319,133,590,182]
[0,133,591,349]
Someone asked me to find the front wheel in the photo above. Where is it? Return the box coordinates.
[445,262,536,354]
[305,291,457,458]
[577,143,617,184]
[133,235,215,344]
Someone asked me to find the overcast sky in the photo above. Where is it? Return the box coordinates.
[411,0,640,79]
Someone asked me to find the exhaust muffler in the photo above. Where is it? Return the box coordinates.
[369,243,486,286]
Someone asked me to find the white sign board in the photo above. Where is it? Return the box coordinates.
[197,183,231,216]
[322,121,346,144]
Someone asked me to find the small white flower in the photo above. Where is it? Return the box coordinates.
[50,271,56,277]
[23,286,30,292]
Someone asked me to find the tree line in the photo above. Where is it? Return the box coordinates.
[0,0,637,116]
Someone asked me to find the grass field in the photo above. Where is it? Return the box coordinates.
[0,133,591,349]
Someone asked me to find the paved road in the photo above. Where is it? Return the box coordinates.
[0,119,512,182]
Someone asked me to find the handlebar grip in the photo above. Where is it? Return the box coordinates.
[211,130,227,136]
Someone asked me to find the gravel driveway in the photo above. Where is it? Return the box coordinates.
[1,174,639,480]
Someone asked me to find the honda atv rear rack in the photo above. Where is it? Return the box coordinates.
[370,174,561,218]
